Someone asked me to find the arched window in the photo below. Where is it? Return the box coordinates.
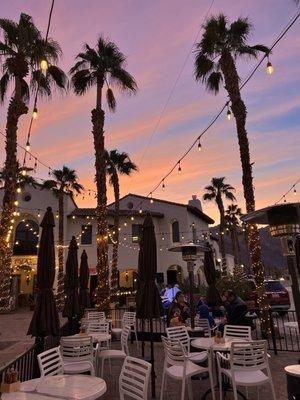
[13,219,39,256]
[172,220,180,243]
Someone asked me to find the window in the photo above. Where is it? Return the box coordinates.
[81,225,92,245]
[172,221,180,242]
[13,220,39,255]
[132,224,142,243]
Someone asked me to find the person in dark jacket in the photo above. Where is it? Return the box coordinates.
[226,290,248,325]
[168,291,190,326]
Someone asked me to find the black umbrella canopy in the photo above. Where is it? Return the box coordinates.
[136,214,163,319]
[295,236,300,275]
[79,250,90,311]
[63,236,81,318]
[203,242,222,307]
[27,207,60,337]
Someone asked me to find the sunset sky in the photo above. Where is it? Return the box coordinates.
[0,0,299,223]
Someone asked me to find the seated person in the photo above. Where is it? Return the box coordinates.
[225,290,248,326]
[169,306,185,327]
[197,303,216,328]
[168,291,190,326]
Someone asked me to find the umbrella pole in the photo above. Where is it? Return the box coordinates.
[149,318,156,398]
[287,249,300,333]
[187,261,195,329]
[141,319,145,358]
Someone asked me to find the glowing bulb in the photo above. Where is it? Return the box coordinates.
[139,209,142,214]
[226,109,232,121]
[25,140,30,151]
[21,169,27,176]
[294,189,297,196]
[198,140,202,151]
[32,107,38,120]
[37,211,41,217]
[162,181,165,191]
[16,187,21,194]
[178,162,182,174]
[124,222,127,227]
[14,200,19,206]
[40,59,48,71]
[131,216,134,221]
[72,215,75,219]
[266,61,274,75]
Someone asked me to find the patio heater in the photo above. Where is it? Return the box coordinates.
[168,242,206,329]
[241,202,300,333]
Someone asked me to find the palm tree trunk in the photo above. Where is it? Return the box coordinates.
[220,51,269,333]
[234,227,242,266]
[216,195,227,276]
[110,167,120,302]
[56,191,65,311]
[230,228,239,267]
[0,77,27,311]
[92,83,110,309]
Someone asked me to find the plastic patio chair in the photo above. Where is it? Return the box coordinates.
[60,336,95,376]
[224,325,252,340]
[119,356,151,400]
[37,347,64,377]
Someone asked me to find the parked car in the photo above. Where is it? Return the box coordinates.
[246,279,290,315]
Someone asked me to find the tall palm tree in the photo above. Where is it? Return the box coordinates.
[0,164,37,189]
[225,204,243,269]
[0,13,67,310]
[42,166,83,310]
[70,36,137,309]
[194,14,270,331]
[203,177,236,276]
[105,149,137,301]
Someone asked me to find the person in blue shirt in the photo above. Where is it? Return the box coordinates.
[197,299,216,328]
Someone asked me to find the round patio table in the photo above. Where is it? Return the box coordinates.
[2,375,107,400]
[285,364,300,399]
[192,337,249,400]
[2,393,62,400]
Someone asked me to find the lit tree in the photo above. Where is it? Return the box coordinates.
[225,204,243,271]
[70,36,137,309]
[42,166,83,310]
[194,14,270,332]
[0,13,67,311]
[105,149,137,300]
[203,177,236,276]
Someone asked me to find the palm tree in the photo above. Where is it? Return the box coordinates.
[105,149,138,301]
[42,166,83,310]
[225,204,243,270]
[194,14,270,331]
[0,164,38,189]
[70,36,137,309]
[203,177,236,276]
[0,13,67,310]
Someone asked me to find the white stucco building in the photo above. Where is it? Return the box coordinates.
[0,185,234,299]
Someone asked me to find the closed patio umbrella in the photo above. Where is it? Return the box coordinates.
[63,236,81,332]
[295,236,300,275]
[27,207,60,338]
[79,250,90,312]
[203,242,222,307]
[136,214,163,398]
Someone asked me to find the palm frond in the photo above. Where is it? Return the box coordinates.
[41,179,58,191]
[70,69,95,95]
[69,60,87,74]
[20,78,30,103]
[106,87,116,112]
[0,18,19,48]
[194,53,214,81]
[31,70,51,97]
[206,72,222,94]
[0,72,10,103]
[229,18,251,44]
[203,192,216,201]
[109,67,137,94]
[47,65,68,91]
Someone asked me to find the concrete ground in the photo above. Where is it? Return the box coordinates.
[101,341,299,400]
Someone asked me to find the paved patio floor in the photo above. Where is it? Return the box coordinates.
[101,341,299,400]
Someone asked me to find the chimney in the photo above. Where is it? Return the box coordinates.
[188,195,202,211]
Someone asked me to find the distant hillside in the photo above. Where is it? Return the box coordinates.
[210,226,286,274]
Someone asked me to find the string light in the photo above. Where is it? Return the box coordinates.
[40,59,48,71]
[150,193,154,204]
[266,58,274,75]
[25,140,30,152]
[162,181,165,191]
[21,169,27,177]
[32,107,38,120]
[178,161,182,174]
[226,105,232,121]
[197,139,202,151]
[16,187,21,194]
[293,189,297,196]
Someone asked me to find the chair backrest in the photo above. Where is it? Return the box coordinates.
[230,340,268,372]
[60,336,94,363]
[37,347,63,377]
[119,356,151,400]
[88,321,109,333]
[121,325,131,355]
[224,324,251,340]
[87,311,106,320]
[194,318,211,337]
[166,326,190,348]
[161,336,185,367]
[80,317,91,330]
[122,311,136,327]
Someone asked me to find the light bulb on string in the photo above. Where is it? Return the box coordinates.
[16,187,21,194]
[40,59,48,72]
[284,196,287,203]
[139,208,142,214]
[178,161,182,174]
[32,107,38,120]
[21,168,27,177]
[162,180,165,191]
[150,193,154,204]
[34,158,38,171]
[48,167,51,177]
[266,57,274,75]
[198,139,202,151]
[293,188,297,196]
[25,140,30,152]
[226,105,232,121]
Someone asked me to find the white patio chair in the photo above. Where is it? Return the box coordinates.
[216,340,276,400]
[97,325,131,377]
[87,311,106,320]
[224,325,252,340]
[166,326,208,364]
[119,356,151,400]
[194,317,216,337]
[37,347,64,377]
[111,311,138,347]
[160,336,215,400]
[60,336,95,376]
[88,320,110,349]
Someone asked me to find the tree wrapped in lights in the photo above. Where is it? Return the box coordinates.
[194,14,270,333]
[42,166,83,311]
[225,204,243,272]
[105,149,137,302]
[70,36,137,310]
[0,14,67,311]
